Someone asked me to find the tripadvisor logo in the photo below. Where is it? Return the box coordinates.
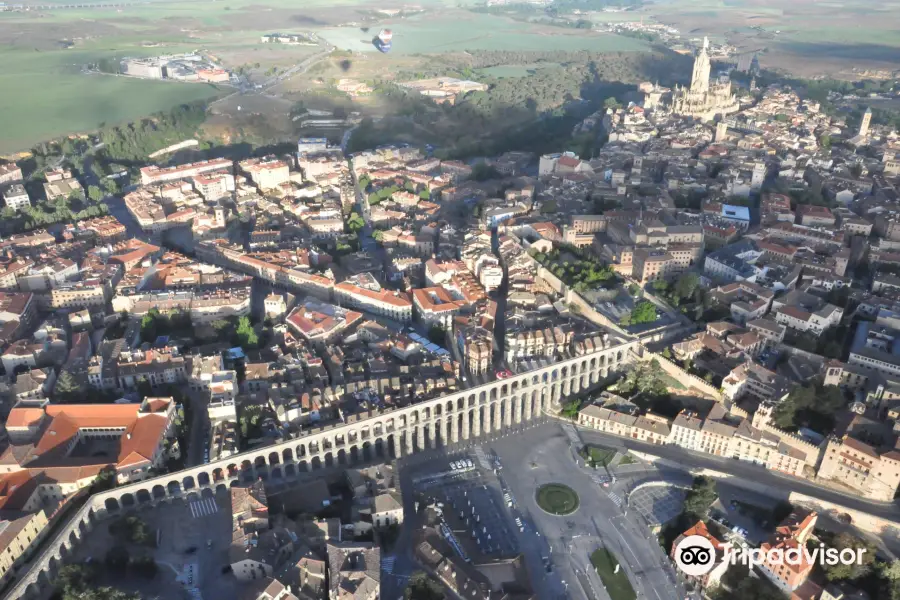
[674,535,867,577]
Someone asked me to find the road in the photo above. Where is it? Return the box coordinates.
[488,424,681,600]
[575,427,900,521]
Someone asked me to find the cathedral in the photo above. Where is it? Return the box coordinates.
[669,37,740,122]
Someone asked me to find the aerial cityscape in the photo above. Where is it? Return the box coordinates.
[1,1,900,600]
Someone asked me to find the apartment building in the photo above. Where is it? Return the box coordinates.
[632,249,680,284]
[817,435,900,502]
[722,362,792,403]
[1,398,175,486]
[2,184,30,211]
[88,346,187,391]
[758,510,817,593]
[670,521,729,590]
[774,304,843,336]
[140,158,233,185]
[286,302,364,343]
[192,172,234,200]
[0,163,23,185]
[240,157,291,190]
[796,204,836,227]
[577,405,672,445]
[334,280,413,322]
[412,287,464,329]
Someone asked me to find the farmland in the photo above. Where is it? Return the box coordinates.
[317,12,649,55]
[0,47,225,154]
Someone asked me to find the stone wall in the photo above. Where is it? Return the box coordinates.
[640,351,723,401]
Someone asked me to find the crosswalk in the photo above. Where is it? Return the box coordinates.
[473,446,492,471]
[561,422,582,447]
[382,556,396,574]
[607,492,623,508]
[189,497,219,518]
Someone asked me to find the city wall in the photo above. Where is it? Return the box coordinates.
[639,352,723,401]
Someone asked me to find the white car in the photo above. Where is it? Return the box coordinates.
[466,459,474,468]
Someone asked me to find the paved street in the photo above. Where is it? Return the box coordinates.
[574,427,900,520]
[486,424,681,600]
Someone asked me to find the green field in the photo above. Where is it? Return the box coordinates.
[535,483,580,515]
[591,548,636,600]
[0,47,224,153]
[479,63,561,78]
[319,13,649,54]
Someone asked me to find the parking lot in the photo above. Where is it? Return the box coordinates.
[413,453,519,559]
[629,485,686,527]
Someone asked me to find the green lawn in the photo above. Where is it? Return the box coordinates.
[657,372,687,391]
[0,47,224,153]
[582,445,616,467]
[319,13,649,54]
[618,454,637,466]
[535,483,580,515]
[591,548,637,600]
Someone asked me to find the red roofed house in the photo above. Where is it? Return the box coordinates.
[670,521,729,589]
[758,509,817,593]
[412,287,465,328]
[0,397,176,494]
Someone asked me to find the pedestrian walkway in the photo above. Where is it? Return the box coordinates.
[607,492,623,508]
[382,556,396,574]
[561,422,582,447]
[189,497,218,518]
[473,446,492,471]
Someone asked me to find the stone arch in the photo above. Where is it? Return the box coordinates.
[152,484,166,500]
[299,460,310,473]
[282,448,293,463]
[446,400,454,414]
[617,350,623,361]
[182,475,196,491]
[362,441,373,461]
[350,445,360,464]
[197,471,210,487]
[167,480,182,496]
[296,444,307,458]
[216,483,228,495]
[551,369,559,381]
[311,455,322,470]
[254,456,268,470]
[324,452,334,467]
[213,467,225,482]
[490,388,497,401]
[268,451,280,466]
[227,463,239,477]
[121,492,135,508]
[270,466,283,479]
[337,448,348,465]
[105,497,120,513]
[435,404,442,417]
[201,487,215,499]
[284,463,297,477]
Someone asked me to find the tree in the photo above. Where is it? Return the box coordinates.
[673,272,699,301]
[105,545,129,572]
[88,185,103,202]
[604,96,622,110]
[471,161,500,181]
[652,279,668,293]
[683,476,717,521]
[129,555,158,579]
[540,199,559,214]
[823,532,874,581]
[820,134,832,149]
[54,370,85,401]
[615,361,669,398]
[235,316,259,349]
[772,384,846,431]
[405,571,444,600]
[630,300,657,325]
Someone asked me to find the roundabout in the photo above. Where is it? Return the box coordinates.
[535,483,580,515]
